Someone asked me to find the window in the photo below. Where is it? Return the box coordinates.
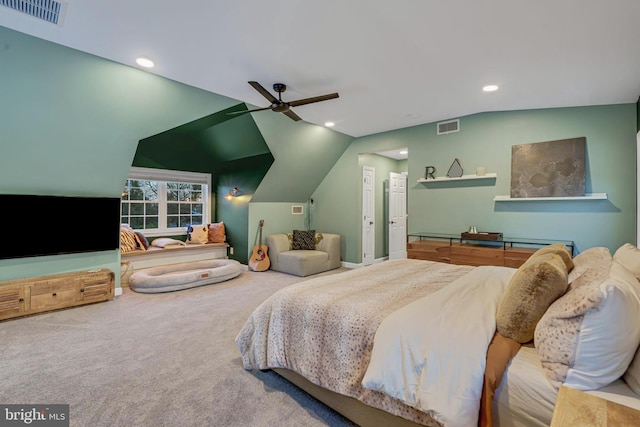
[121,167,211,236]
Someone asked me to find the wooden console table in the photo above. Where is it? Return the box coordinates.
[407,232,574,268]
[0,269,114,321]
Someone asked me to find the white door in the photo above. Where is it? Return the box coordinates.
[362,166,375,266]
[389,172,407,259]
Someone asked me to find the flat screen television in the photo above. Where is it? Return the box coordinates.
[0,194,121,260]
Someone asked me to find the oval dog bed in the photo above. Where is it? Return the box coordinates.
[129,259,242,293]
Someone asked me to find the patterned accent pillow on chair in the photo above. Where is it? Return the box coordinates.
[292,230,316,250]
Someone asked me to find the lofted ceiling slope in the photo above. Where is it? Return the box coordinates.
[1,1,639,137]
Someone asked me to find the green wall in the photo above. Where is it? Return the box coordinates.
[251,112,354,202]
[132,107,274,256]
[248,202,308,259]
[3,26,637,276]
[313,104,637,263]
[0,27,239,284]
[217,154,274,264]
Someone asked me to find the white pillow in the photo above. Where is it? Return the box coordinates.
[617,245,640,395]
[613,243,640,280]
[563,262,640,389]
[535,261,640,390]
[187,224,209,244]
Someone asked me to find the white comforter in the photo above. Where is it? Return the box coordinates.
[362,266,516,427]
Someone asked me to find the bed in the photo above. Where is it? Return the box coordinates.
[236,244,640,427]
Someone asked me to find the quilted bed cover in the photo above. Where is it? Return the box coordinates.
[236,259,511,426]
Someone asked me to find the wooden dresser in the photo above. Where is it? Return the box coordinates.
[407,233,574,268]
[0,269,114,321]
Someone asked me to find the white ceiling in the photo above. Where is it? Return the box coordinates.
[1,1,639,138]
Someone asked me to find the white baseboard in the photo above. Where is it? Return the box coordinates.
[342,256,388,269]
[115,287,123,297]
[341,261,361,269]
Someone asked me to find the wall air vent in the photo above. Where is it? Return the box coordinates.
[437,119,460,135]
[1,0,67,26]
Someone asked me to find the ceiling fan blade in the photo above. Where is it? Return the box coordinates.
[288,92,339,107]
[283,109,302,121]
[248,81,278,103]
[226,106,272,116]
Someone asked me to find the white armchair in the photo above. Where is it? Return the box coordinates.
[266,233,341,277]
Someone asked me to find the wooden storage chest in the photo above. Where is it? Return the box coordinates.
[0,269,114,321]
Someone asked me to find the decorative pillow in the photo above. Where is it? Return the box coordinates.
[187,224,209,244]
[292,230,316,250]
[151,238,186,248]
[208,222,226,243]
[287,231,323,250]
[120,226,139,253]
[527,243,574,271]
[134,231,150,250]
[534,259,640,390]
[496,253,569,343]
[613,243,640,280]
[568,247,612,283]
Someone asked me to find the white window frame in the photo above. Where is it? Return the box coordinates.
[123,167,211,237]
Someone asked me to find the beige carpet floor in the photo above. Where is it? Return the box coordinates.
[0,266,357,427]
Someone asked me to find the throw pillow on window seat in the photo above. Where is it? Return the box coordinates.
[120,226,145,253]
[134,231,150,249]
[208,222,226,243]
[187,224,209,244]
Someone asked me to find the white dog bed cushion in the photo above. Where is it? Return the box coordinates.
[129,259,242,293]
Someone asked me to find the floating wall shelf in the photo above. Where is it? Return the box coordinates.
[493,193,608,202]
[417,173,497,183]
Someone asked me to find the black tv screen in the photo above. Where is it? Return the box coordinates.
[0,194,121,260]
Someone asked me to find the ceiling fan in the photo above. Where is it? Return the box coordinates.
[229,81,339,121]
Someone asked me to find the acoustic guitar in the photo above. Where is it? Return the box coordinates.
[248,219,270,272]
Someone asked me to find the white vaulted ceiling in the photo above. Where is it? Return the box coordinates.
[1,0,639,137]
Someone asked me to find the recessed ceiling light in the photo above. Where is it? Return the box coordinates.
[407,113,419,118]
[325,122,335,127]
[399,150,408,155]
[483,85,499,92]
[136,57,154,68]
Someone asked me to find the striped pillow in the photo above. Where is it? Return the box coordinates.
[120,226,139,253]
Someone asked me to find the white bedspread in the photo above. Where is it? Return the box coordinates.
[362,266,515,427]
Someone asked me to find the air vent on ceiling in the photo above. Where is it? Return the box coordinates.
[437,119,460,135]
[1,0,67,26]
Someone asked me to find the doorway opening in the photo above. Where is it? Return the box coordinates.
[359,148,408,265]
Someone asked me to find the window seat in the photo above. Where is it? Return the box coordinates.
[121,243,229,287]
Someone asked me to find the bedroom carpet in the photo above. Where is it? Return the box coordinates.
[0,265,357,427]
